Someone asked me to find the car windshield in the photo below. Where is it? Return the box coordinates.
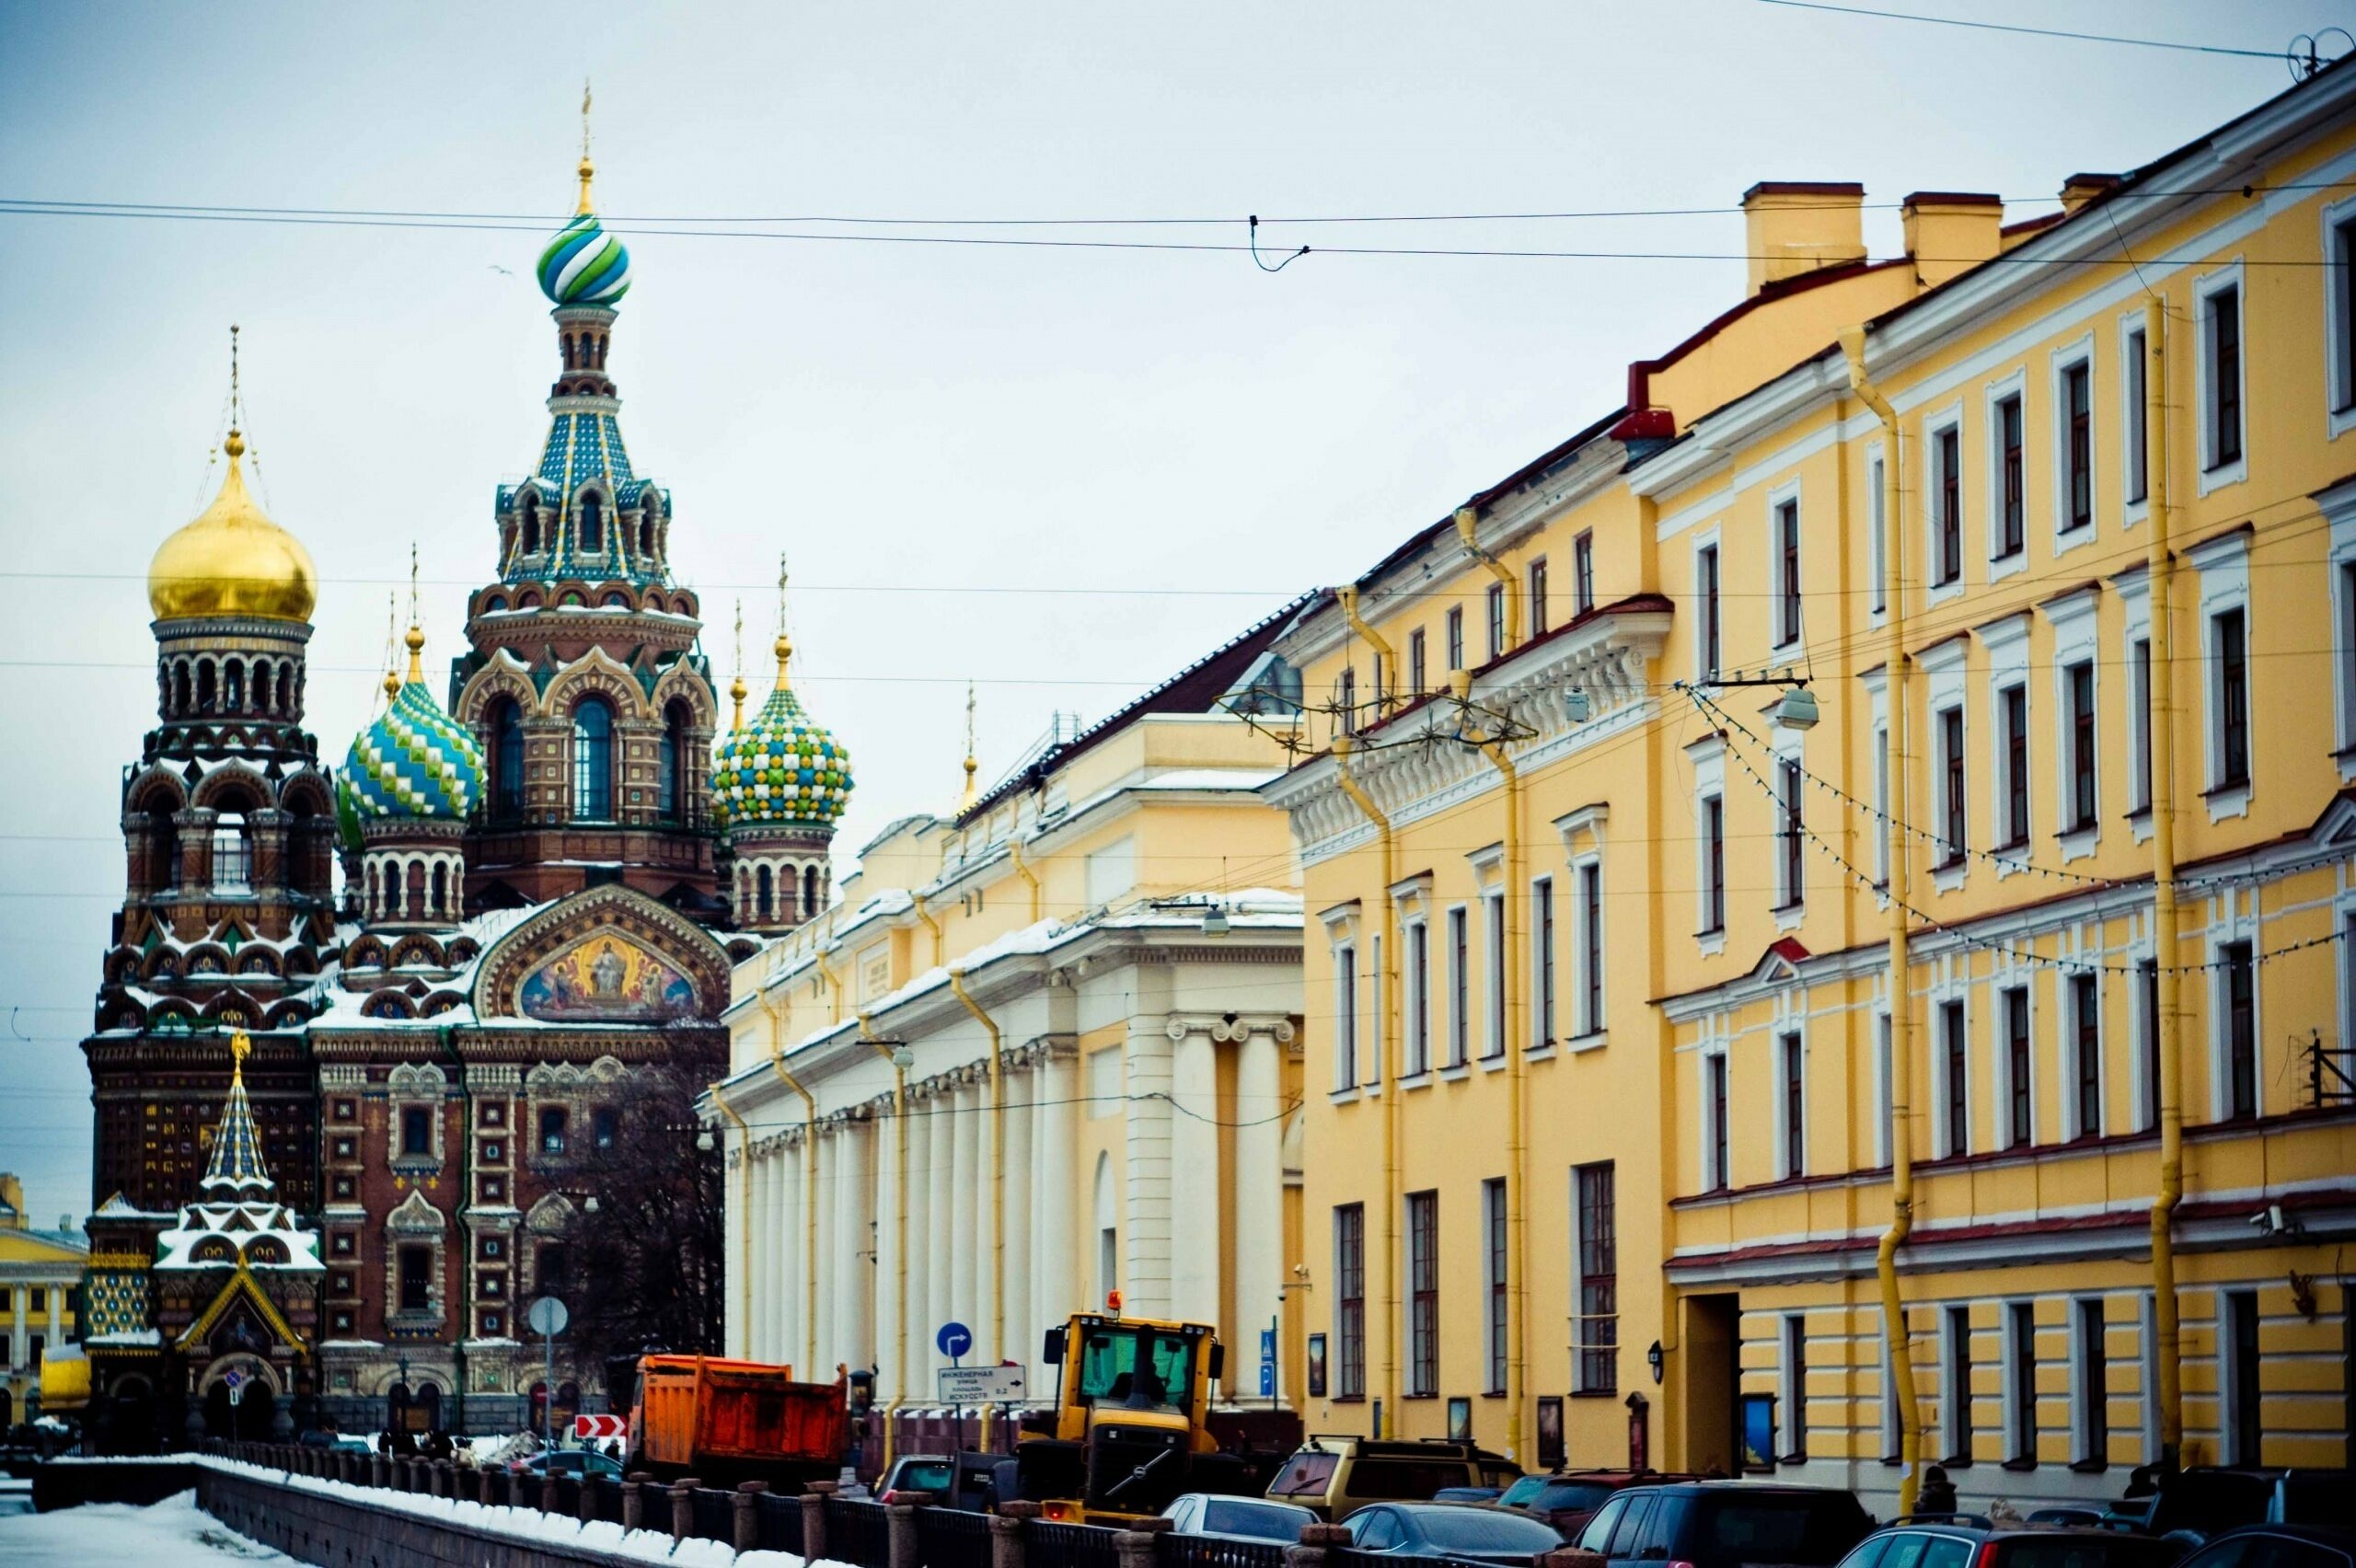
[1074,1325,1197,1413]
[896,1460,955,1493]
[1517,1481,1616,1513]
[2002,1536,2181,1568]
[1201,1500,1312,1539]
[1414,1510,1566,1552]
[1268,1451,1340,1497]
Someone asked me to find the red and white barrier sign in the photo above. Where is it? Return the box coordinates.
[573,1413,627,1440]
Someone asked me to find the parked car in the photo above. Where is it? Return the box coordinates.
[510,1447,626,1480]
[1265,1436,1521,1521]
[1161,1493,1321,1543]
[1498,1470,1696,1536]
[1574,1482,1874,1568]
[1344,1501,1567,1565]
[1434,1487,1507,1504]
[878,1453,957,1503]
[2141,1469,2356,1544]
[2167,1524,2356,1568]
[1835,1516,2183,1568]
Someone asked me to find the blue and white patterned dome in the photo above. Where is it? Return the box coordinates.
[537,212,632,309]
[712,640,852,831]
[343,632,484,821]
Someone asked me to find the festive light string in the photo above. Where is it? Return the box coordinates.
[1690,687,2349,977]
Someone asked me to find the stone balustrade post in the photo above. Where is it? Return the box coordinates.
[623,1472,651,1532]
[370,1449,388,1489]
[991,1499,1040,1568]
[581,1472,603,1523]
[1114,1516,1173,1568]
[734,1481,768,1553]
[1288,1522,1353,1568]
[801,1478,837,1561]
[887,1493,934,1568]
[509,1465,531,1509]
[479,1464,499,1507]
[540,1467,560,1514]
[670,1478,701,1540]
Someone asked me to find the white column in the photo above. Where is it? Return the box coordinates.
[926,1081,955,1387]
[1168,1026,1222,1331]
[1002,1063,1034,1371]
[748,1144,771,1361]
[875,1110,902,1402]
[1126,1021,1175,1319]
[773,1143,793,1366]
[725,1147,746,1356]
[1235,1027,1287,1393]
[904,1089,935,1397]
[812,1125,836,1369]
[1032,1048,1077,1393]
[45,1281,63,1345]
[950,1078,979,1355]
[835,1120,870,1372]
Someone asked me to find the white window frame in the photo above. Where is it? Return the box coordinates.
[1571,856,1606,1042]
[1859,667,1890,894]
[1528,875,1555,1052]
[2189,530,2253,822]
[2050,333,2099,558]
[2130,939,2160,1134]
[2117,567,2154,840]
[1769,478,1805,653]
[1878,1308,1903,1461]
[2194,260,2250,495]
[2139,1292,2162,1458]
[2070,1296,2109,1465]
[1773,1022,1808,1180]
[2043,587,2102,861]
[1865,441,1889,626]
[1568,1163,1616,1394]
[2119,310,2152,526]
[1700,1043,1732,1192]
[1942,1306,1976,1458]
[2002,1297,2038,1463]
[1922,638,1969,894]
[1873,1009,1894,1169]
[1690,734,1727,957]
[1991,974,2038,1153]
[1924,399,1969,606]
[1366,931,1385,1090]
[1981,614,2031,875]
[1403,915,1431,1078]
[2337,893,2356,1098]
[2325,192,2356,441]
[2207,917,2261,1123]
[1781,1312,1809,1460]
[2064,968,2107,1142]
[1483,890,1507,1063]
[1772,726,1807,926]
[1933,989,1972,1159]
[1692,525,1724,684]
[1332,939,1359,1094]
[2325,477,2356,781]
[1983,367,2030,580]
[1445,904,1471,1070]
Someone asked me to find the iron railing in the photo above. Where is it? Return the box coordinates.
[825,1493,895,1568]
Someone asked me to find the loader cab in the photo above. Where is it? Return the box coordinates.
[1021,1302,1236,1522]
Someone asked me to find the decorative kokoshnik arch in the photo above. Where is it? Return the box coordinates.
[471,882,732,1023]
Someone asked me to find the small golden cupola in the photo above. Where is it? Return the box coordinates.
[147,426,318,625]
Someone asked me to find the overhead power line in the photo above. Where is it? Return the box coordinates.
[1752,0,2287,59]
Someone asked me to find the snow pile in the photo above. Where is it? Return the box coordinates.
[0,1489,294,1564]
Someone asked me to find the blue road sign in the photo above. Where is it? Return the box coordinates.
[1259,1363,1275,1397]
[937,1320,974,1360]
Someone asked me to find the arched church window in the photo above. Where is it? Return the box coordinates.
[224,660,244,713]
[211,814,252,893]
[572,697,615,821]
[277,663,294,717]
[578,490,603,552]
[173,662,191,718]
[640,513,655,556]
[803,865,820,920]
[196,661,217,714]
[755,864,773,922]
[406,860,427,917]
[429,862,448,919]
[520,497,540,556]
[657,700,687,821]
[488,698,524,821]
[149,806,179,892]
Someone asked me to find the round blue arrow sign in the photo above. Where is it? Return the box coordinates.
[937,1320,974,1359]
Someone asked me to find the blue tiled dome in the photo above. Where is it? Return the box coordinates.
[537,212,632,308]
[343,634,483,821]
[713,640,852,830]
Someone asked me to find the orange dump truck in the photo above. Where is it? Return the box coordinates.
[629,1355,849,1488]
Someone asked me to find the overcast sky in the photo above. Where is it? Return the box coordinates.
[0,2,2322,1227]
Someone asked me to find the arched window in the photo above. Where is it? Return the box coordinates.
[578,490,603,552]
[429,862,448,918]
[224,660,245,713]
[406,859,427,917]
[572,697,615,820]
[803,865,820,919]
[277,663,295,717]
[196,661,217,713]
[489,699,524,821]
[148,806,179,892]
[657,700,687,821]
[173,662,191,717]
[520,497,540,556]
[640,514,655,556]
[755,864,773,922]
[212,813,252,893]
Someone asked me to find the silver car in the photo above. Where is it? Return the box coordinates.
[1161,1493,1321,1544]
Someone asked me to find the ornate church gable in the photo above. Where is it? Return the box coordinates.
[472,883,731,1023]
[179,1265,306,1355]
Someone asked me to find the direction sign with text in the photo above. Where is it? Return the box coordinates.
[937,1365,1024,1404]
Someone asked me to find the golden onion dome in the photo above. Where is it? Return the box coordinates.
[147,431,318,624]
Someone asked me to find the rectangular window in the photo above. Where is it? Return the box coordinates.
[1371,653,1388,709]
[2127,325,2150,504]
[1406,1191,1438,1397]
[1408,628,1427,697]
[400,1105,433,1159]
[2069,660,2098,831]
[1705,1054,1730,1190]
[1575,1161,1618,1393]
[1532,879,1555,1045]
[2009,1300,2038,1464]
[2139,959,2161,1130]
[537,1105,568,1157]
[2215,607,2251,789]
[2001,685,2029,847]
[1698,543,1721,680]
[1484,1178,1508,1394]
[2336,213,2356,412]
[2077,1298,2108,1465]
[2006,986,2033,1147]
[1530,555,1552,636]
[538,1242,570,1296]
[2065,363,2094,533]
[1701,794,1727,935]
[1784,1315,1809,1459]
[1337,667,1357,737]
[1335,943,1358,1090]
[2226,1289,2260,1462]
[398,1244,432,1313]
[1939,706,1968,863]
[1486,582,1507,659]
[1574,531,1595,615]
[2131,638,2154,811]
[2072,974,2102,1139]
[1779,1032,1805,1179]
[1942,998,1969,1157]
[1936,425,1964,586]
[2224,940,2257,1118]
[1578,862,1603,1034]
[1446,605,1464,672]
[1448,907,1469,1067]
[1407,922,1430,1075]
[1484,892,1506,1059]
[1775,499,1803,646]
[1334,1205,1367,1400]
[1779,756,1805,907]
[1868,457,1888,615]
[1947,1306,1976,1458]
[2210,283,2244,467]
[1998,393,2026,558]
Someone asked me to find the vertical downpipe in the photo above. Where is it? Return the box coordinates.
[1331,734,1400,1435]
[710,1080,753,1358]
[2144,298,2185,1470]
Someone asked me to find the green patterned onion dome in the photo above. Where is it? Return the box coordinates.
[712,640,852,830]
[537,212,632,308]
[343,633,483,820]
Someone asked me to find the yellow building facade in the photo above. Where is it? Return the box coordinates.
[0,1173,87,1427]
[712,613,1311,1444]
[1261,64,2356,1510]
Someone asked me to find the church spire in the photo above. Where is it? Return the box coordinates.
[199,1032,274,1200]
[961,682,979,811]
[576,80,597,216]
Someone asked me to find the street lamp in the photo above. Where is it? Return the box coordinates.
[695,1124,715,1152]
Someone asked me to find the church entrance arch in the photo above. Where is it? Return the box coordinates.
[200,1355,281,1441]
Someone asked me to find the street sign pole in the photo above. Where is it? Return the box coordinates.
[527,1297,570,1452]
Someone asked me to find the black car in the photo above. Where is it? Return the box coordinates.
[1345,1501,1568,1565]
[1837,1516,2183,1568]
[1575,1482,1875,1568]
[2142,1470,2356,1544]
[2169,1525,2356,1568]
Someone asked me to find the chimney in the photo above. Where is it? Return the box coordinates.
[2060,172,2123,214]
[1741,181,1866,298]
[1902,191,2004,290]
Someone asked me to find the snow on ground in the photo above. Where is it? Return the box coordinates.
[0,1489,296,1565]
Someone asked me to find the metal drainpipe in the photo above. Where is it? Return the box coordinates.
[434,1025,470,1434]
[816,938,847,1028]
[1455,507,1522,652]
[759,990,822,1378]
[1841,327,1923,1515]
[2142,298,2185,1470]
[1009,838,1043,923]
[709,1079,753,1358]
[913,893,945,970]
[864,1014,910,1469]
[947,969,1006,1447]
[1330,733,1400,1436]
[1337,585,1399,718]
[1457,673,1527,1463]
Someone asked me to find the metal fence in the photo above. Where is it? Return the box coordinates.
[689,1485,736,1544]
[1030,1518,1128,1568]
[826,1493,895,1568]
[918,1502,996,1562]
[1158,1531,1291,1568]
[754,1490,807,1555]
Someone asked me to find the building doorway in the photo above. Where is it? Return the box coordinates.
[1680,1293,1740,1476]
